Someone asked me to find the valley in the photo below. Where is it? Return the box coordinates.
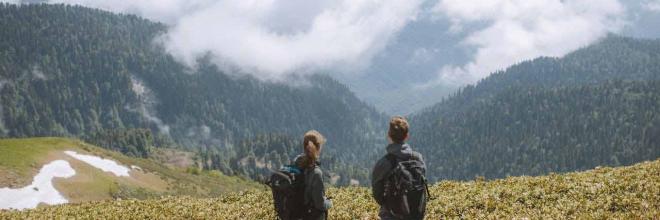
[0,3,658,217]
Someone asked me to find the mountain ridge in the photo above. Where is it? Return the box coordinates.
[411,35,660,181]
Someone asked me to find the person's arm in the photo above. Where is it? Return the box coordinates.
[310,168,331,210]
[371,158,389,205]
[371,180,385,205]
[416,152,426,175]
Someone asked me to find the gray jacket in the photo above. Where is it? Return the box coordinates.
[371,143,425,216]
[294,155,332,211]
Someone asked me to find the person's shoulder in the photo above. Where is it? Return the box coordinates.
[293,154,305,165]
[375,155,390,167]
[408,147,424,162]
[308,166,323,179]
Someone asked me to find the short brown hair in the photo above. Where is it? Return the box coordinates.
[388,116,409,144]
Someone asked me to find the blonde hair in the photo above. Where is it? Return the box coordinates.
[300,130,326,168]
[388,116,409,144]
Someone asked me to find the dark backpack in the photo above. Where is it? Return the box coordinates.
[267,165,306,220]
[383,153,430,219]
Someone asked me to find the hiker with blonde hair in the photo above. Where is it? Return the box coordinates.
[268,130,332,220]
[295,130,332,219]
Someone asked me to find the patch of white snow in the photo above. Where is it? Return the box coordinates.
[0,160,76,210]
[64,151,130,177]
[130,165,142,171]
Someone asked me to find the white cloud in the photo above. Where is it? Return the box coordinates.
[45,0,423,80]
[430,0,625,85]
[0,0,20,4]
[161,0,423,79]
[47,0,215,24]
[31,65,47,80]
[129,76,170,135]
[646,0,660,11]
[408,47,437,64]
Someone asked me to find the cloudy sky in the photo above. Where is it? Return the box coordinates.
[41,0,425,79]
[4,0,660,113]
[10,0,654,79]
[429,0,625,84]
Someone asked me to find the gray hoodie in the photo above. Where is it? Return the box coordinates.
[371,143,425,217]
[293,155,332,212]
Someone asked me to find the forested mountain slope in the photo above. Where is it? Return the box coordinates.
[411,36,660,181]
[0,4,385,184]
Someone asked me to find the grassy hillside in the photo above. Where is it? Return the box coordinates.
[2,158,657,219]
[0,137,258,202]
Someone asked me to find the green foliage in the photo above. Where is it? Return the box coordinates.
[109,183,160,200]
[218,133,372,185]
[412,36,660,182]
[0,138,66,174]
[2,159,657,219]
[186,167,202,175]
[84,128,154,158]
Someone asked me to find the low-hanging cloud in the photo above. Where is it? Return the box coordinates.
[646,0,660,11]
[2,0,633,88]
[47,0,215,24]
[429,0,625,85]
[43,0,423,80]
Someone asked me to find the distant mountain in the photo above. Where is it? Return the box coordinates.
[337,1,660,115]
[0,4,386,184]
[411,36,660,182]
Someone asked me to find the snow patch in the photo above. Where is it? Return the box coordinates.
[131,165,142,171]
[0,160,76,210]
[64,151,130,177]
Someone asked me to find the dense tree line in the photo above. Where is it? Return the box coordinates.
[412,36,660,182]
[0,4,385,184]
[84,128,154,158]
[197,133,370,185]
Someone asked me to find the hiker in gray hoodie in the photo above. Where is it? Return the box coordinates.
[371,116,426,220]
[294,130,332,220]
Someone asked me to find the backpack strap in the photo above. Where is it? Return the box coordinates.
[386,152,420,165]
[424,176,432,200]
